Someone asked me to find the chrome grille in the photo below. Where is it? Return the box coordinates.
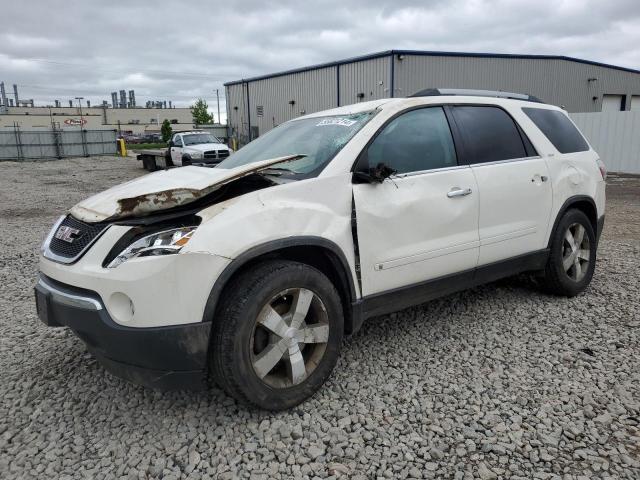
[46,215,108,262]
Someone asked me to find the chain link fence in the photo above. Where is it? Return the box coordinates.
[0,126,117,161]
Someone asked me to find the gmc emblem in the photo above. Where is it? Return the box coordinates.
[55,226,81,243]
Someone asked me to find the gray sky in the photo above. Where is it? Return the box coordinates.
[2,0,640,122]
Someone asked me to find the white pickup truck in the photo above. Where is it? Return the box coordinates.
[168,131,231,166]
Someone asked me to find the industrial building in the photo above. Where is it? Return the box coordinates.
[0,83,195,134]
[0,105,195,135]
[225,50,640,143]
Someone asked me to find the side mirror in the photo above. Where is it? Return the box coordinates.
[168,140,174,147]
[353,162,396,184]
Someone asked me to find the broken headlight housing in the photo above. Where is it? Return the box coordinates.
[106,226,197,268]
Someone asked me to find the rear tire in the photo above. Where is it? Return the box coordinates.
[210,260,343,410]
[541,209,596,296]
[143,156,157,172]
[164,150,174,167]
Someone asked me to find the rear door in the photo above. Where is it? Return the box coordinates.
[353,106,480,296]
[450,105,552,265]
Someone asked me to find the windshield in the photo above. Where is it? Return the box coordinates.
[183,133,220,145]
[217,111,376,177]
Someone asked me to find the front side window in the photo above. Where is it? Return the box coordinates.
[452,106,527,164]
[217,111,375,178]
[173,136,183,147]
[522,107,589,154]
[364,107,458,174]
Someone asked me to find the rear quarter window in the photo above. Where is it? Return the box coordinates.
[523,108,589,154]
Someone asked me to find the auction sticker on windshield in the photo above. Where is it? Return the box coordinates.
[316,118,358,127]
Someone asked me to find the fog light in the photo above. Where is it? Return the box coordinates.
[109,292,134,323]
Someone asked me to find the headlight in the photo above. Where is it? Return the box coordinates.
[107,226,197,268]
[189,151,203,159]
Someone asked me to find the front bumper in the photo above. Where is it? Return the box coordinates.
[35,274,211,390]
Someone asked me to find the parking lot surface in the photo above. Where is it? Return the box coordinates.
[1,156,639,479]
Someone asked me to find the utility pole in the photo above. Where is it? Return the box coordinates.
[216,89,221,125]
[75,96,84,129]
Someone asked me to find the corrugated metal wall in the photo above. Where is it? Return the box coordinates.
[338,56,390,106]
[571,111,640,174]
[249,66,338,137]
[226,52,640,146]
[0,128,116,161]
[396,55,640,113]
[226,82,249,144]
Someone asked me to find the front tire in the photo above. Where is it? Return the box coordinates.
[541,209,596,296]
[210,260,344,410]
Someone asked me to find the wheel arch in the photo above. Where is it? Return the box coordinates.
[202,237,361,335]
[547,195,598,248]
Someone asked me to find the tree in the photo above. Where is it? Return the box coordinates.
[161,119,172,142]
[190,98,214,124]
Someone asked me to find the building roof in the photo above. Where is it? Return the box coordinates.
[224,49,640,86]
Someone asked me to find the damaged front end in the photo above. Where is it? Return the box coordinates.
[69,154,305,223]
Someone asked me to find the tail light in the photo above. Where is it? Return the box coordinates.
[596,159,607,180]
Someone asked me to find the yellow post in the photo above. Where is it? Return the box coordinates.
[117,138,127,157]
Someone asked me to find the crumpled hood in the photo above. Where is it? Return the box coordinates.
[183,143,229,152]
[69,155,303,222]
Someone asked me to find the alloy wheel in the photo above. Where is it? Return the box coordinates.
[250,288,330,388]
[562,222,591,282]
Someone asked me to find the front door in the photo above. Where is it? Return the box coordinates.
[353,107,480,296]
[449,105,553,265]
[170,135,184,165]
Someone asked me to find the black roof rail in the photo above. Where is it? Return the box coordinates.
[409,88,545,103]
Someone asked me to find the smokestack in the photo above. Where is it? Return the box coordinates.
[69,100,73,107]
[13,84,19,105]
[0,82,6,106]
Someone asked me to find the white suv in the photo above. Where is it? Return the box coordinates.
[36,89,606,410]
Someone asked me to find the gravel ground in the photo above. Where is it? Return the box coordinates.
[1,156,639,480]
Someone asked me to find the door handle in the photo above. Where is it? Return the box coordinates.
[447,187,472,198]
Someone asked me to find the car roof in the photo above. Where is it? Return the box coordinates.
[296,96,563,123]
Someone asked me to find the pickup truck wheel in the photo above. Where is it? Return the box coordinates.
[142,156,157,172]
[210,260,344,410]
[181,155,192,166]
[541,208,596,296]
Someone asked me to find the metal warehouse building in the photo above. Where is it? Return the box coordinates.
[225,50,640,143]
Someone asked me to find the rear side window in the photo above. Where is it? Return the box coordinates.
[366,107,457,174]
[451,106,528,164]
[523,108,589,154]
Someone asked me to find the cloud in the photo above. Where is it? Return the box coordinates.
[1,0,639,122]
